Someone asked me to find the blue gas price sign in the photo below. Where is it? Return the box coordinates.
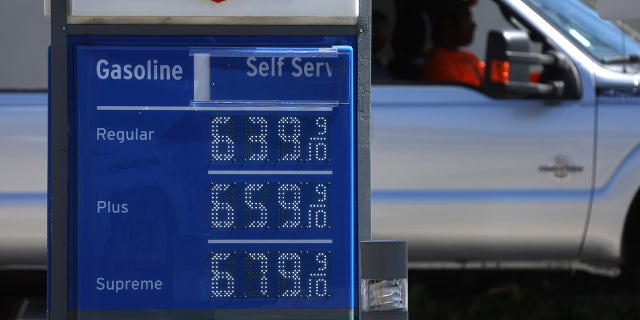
[70,41,355,318]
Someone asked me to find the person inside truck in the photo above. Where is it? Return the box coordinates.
[422,0,486,87]
[387,1,430,80]
[372,9,393,82]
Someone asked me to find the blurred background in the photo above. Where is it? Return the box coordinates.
[4,1,640,319]
[0,0,49,90]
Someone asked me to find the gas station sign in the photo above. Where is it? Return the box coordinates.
[72,42,355,314]
[49,1,371,319]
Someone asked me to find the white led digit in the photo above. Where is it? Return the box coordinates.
[247,116,268,161]
[278,252,302,297]
[308,183,328,229]
[278,116,301,161]
[211,183,234,229]
[307,116,328,162]
[211,252,235,298]
[244,183,268,229]
[278,184,301,228]
[308,252,329,297]
[247,252,269,297]
[211,116,235,161]
[312,209,328,229]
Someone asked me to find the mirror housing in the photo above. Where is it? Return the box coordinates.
[483,30,581,99]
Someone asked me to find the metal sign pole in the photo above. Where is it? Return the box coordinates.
[49,0,70,318]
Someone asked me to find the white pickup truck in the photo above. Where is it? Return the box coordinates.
[371,0,640,270]
[2,0,640,274]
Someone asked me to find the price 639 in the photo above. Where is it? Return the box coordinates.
[211,115,330,163]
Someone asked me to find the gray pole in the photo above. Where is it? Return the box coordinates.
[49,0,69,318]
[358,0,374,317]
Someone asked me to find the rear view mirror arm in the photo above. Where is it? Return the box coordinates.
[506,50,570,70]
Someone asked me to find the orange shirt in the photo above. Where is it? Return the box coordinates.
[422,47,485,87]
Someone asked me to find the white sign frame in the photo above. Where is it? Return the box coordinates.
[68,0,359,25]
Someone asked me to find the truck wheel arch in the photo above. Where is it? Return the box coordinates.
[621,186,640,268]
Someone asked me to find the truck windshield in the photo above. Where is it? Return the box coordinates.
[523,0,640,70]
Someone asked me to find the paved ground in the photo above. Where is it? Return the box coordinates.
[0,270,45,320]
[408,269,640,320]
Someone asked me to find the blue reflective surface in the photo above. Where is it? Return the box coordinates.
[68,37,355,312]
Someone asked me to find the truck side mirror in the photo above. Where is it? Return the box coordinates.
[483,30,582,99]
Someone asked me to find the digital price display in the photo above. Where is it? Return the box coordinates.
[70,38,355,319]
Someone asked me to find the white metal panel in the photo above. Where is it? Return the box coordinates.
[69,0,358,24]
[597,0,640,20]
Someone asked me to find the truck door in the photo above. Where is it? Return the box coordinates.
[371,84,595,261]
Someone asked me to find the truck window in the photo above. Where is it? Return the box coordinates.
[372,0,513,85]
[524,0,640,74]
[372,0,580,99]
